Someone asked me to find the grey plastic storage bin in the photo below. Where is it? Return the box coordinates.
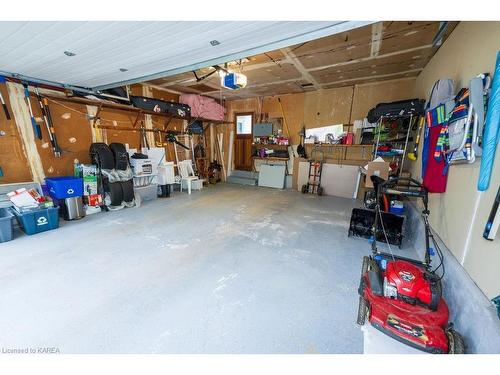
[0,207,14,242]
[134,184,158,202]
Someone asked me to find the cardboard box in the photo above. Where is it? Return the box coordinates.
[365,161,390,188]
[75,164,98,196]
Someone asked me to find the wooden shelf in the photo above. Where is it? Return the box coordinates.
[305,143,372,148]
[44,94,234,126]
[252,144,289,148]
[252,156,290,161]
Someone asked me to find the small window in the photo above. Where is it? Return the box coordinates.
[236,114,252,135]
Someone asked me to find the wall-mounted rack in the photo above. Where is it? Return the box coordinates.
[43,94,233,131]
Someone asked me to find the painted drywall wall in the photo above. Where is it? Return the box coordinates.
[409,21,500,299]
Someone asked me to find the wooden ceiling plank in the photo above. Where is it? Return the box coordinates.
[280,47,321,90]
[308,44,433,72]
[320,68,422,86]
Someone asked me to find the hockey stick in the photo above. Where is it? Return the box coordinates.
[22,83,42,140]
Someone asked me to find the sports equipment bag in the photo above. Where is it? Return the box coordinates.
[130,96,191,119]
[367,99,425,123]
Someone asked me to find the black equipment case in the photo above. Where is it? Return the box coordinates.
[367,99,425,123]
[130,96,191,119]
[348,208,405,248]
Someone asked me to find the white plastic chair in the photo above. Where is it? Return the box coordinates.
[178,160,199,195]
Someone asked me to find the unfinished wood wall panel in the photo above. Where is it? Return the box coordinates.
[1,81,200,184]
[262,94,305,144]
[0,84,32,183]
[303,87,353,128]
[32,99,94,177]
[350,78,417,121]
[225,78,417,146]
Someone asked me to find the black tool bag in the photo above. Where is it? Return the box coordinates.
[367,99,425,123]
[130,96,191,119]
[272,149,290,158]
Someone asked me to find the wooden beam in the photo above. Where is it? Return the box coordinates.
[280,47,321,90]
[142,83,183,95]
[131,110,142,128]
[370,23,384,57]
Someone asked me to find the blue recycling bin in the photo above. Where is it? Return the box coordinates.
[45,176,84,200]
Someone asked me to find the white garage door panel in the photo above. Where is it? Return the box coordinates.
[0,21,372,89]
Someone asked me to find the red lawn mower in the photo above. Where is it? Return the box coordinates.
[356,176,465,354]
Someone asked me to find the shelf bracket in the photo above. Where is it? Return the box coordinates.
[132,110,142,128]
[163,115,173,131]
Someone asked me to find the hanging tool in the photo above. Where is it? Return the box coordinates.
[140,125,150,150]
[35,88,61,157]
[154,128,163,147]
[0,76,11,120]
[22,83,42,140]
[408,116,424,161]
[277,97,297,157]
[297,125,307,158]
[165,131,190,150]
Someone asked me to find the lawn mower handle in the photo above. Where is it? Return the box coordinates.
[371,176,432,266]
[376,177,429,213]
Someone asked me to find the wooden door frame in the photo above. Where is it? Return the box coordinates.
[234,111,254,138]
[234,112,254,171]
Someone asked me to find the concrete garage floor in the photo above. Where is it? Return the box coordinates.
[0,183,413,354]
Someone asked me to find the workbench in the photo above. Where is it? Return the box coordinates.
[252,156,290,175]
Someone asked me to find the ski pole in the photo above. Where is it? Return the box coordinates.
[23,83,42,140]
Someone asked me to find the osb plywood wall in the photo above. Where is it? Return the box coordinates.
[0,84,32,183]
[0,82,200,184]
[225,77,417,144]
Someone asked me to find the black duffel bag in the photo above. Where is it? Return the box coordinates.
[367,98,425,123]
[130,96,191,119]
